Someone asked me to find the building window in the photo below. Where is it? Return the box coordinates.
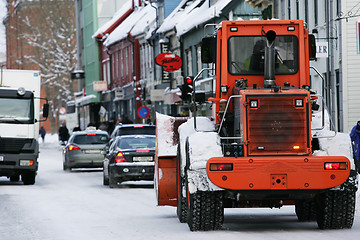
[121,49,123,78]
[287,0,291,18]
[296,0,299,19]
[186,48,193,76]
[196,45,202,74]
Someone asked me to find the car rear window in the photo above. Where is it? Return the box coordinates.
[117,136,155,149]
[73,134,109,144]
[116,126,155,136]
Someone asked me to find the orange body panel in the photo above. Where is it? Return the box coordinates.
[207,156,350,190]
[154,155,177,206]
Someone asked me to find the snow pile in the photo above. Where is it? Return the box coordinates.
[156,113,177,157]
[178,117,223,193]
[157,0,232,38]
[104,4,156,47]
[311,111,355,169]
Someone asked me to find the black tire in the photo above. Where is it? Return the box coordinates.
[295,199,317,222]
[63,162,68,171]
[176,145,187,223]
[22,171,36,185]
[316,176,356,229]
[187,191,224,231]
[10,175,20,182]
[109,173,117,188]
[103,170,109,186]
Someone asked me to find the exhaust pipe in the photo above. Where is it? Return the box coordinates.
[264,30,276,88]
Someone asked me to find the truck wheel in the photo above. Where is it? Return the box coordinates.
[10,175,20,182]
[22,171,36,185]
[176,145,187,223]
[316,176,356,229]
[187,191,224,231]
[295,199,316,221]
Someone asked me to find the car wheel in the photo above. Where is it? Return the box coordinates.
[103,170,109,185]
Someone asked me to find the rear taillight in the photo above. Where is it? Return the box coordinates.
[115,152,127,163]
[324,162,347,170]
[68,144,80,151]
[136,150,150,152]
[133,126,143,128]
[209,163,233,171]
[87,133,97,136]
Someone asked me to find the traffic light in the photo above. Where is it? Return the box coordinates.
[181,76,194,101]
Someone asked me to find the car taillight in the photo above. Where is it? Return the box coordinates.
[209,163,233,171]
[133,125,143,128]
[136,150,150,152]
[68,144,80,151]
[324,162,347,170]
[87,133,97,136]
[115,152,127,163]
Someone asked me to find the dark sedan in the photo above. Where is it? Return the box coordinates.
[103,135,155,187]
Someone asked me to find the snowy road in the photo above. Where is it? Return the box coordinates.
[0,139,359,240]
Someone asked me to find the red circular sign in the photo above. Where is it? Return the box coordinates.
[155,53,182,72]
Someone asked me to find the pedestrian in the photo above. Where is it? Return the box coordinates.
[73,125,81,132]
[58,122,70,144]
[39,126,46,143]
[121,115,133,124]
[350,120,360,173]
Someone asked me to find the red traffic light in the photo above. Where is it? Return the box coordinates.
[185,77,193,84]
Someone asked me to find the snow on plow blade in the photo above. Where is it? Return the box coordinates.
[155,113,188,206]
[207,156,350,190]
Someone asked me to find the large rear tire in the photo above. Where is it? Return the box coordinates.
[295,199,317,222]
[176,145,187,223]
[316,176,357,229]
[187,191,224,231]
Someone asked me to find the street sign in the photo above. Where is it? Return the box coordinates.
[155,53,182,72]
[137,106,150,119]
[59,107,66,115]
[93,81,108,91]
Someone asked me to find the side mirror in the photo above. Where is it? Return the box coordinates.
[309,34,316,61]
[43,103,49,119]
[201,36,216,63]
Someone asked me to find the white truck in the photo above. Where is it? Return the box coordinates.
[0,69,48,185]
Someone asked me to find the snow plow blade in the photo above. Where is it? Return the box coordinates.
[207,156,350,190]
[155,113,189,206]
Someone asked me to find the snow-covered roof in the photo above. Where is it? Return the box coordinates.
[157,0,232,38]
[104,3,156,47]
[92,0,134,39]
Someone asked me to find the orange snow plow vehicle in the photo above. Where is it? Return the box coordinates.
[155,20,358,231]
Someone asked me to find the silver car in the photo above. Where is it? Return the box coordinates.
[63,128,109,170]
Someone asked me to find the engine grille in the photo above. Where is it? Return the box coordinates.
[0,138,33,153]
[247,95,309,155]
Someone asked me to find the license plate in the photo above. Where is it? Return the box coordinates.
[133,156,153,162]
[84,150,100,154]
[0,156,3,161]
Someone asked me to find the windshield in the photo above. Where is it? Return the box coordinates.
[228,35,298,75]
[116,126,155,136]
[73,134,109,144]
[117,136,155,150]
[0,98,33,123]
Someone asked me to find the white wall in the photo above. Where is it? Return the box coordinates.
[341,0,360,132]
